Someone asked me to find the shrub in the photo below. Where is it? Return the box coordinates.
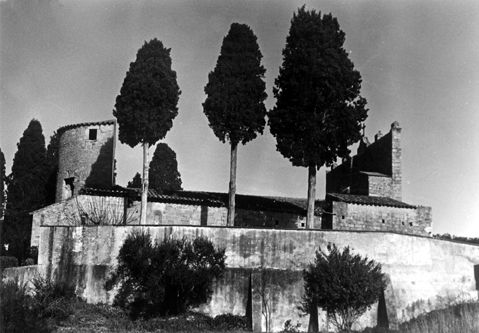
[32,277,76,321]
[0,280,50,332]
[106,231,226,319]
[0,256,18,269]
[303,244,386,333]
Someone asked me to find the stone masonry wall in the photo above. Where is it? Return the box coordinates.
[368,175,393,198]
[36,225,479,331]
[56,122,116,202]
[326,122,402,200]
[332,202,431,236]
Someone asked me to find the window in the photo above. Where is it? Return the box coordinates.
[382,219,385,224]
[89,128,97,140]
[409,222,413,227]
[64,177,75,199]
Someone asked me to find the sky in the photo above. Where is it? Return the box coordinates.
[1,0,479,236]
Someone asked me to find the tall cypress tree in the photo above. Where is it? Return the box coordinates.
[269,7,368,231]
[4,119,48,261]
[149,143,182,193]
[114,39,181,224]
[45,131,59,204]
[0,148,5,255]
[203,23,267,226]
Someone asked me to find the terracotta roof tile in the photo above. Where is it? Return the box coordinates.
[327,193,416,208]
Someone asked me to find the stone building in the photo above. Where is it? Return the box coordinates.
[34,119,431,237]
[55,120,116,202]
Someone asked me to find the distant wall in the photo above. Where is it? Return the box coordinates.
[36,225,479,331]
[331,202,431,236]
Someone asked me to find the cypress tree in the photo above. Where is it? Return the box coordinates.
[269,7,368,230]
[45,131,59,204]
[127,172,142,188]
[4,119,48,261]
[203,23,267,226]
[149,143,182,193]
[114,39,180,224]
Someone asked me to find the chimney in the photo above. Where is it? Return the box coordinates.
[374,130,383,142]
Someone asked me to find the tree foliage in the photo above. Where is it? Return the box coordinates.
[269,7,367,167]
[4,119,48,261]
[149,143,182,193]
[203,23,267,146]
[45,131,59,204]
[106,231,226,319]
[113,38,181,148]
[0,148,5,218]
[203,23,267,226]
[113,38,181,224]
[127,172,142,188]
[303,245,386,332]
[268,6,368,228]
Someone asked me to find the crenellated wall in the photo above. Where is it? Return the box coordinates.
[32,224,479,332]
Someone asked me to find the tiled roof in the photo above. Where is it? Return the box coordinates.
[327,193,416,209]
[80,186,325,215]
[57,120,116,134]
[359,171,390,177]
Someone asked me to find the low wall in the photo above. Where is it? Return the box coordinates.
[36,225,479,331]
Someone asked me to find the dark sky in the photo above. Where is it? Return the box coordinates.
[1,0,479,236]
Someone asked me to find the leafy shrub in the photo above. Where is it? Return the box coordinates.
[0,255,18,269]
[24,258,35,266]
[303,244,386,333]
[0,280,50,332]
[32,277,76,321]
[106,231,226,319]
[212,313,248,330]
[282,319,302,332]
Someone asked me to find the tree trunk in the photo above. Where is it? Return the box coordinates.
[308,304,319,333]
[140,142,149,225]
[227,142,238,227]
[306,165,317,229]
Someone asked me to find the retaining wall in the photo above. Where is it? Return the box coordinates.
[33,225,479,331]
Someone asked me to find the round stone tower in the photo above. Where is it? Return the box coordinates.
[55,120,116,202]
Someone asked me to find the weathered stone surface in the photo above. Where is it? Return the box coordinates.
[36,225,479,331]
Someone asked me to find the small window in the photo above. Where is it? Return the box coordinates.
[64,177,75,199]
[409,222,413,227]
[401,222,405,226]
[275,220,279,226]
[382,219,385,224]
[300,222,305,228]
[342,215,345,220]
[89,128,97,140]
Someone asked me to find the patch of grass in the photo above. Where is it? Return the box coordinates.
[54,301,248,333]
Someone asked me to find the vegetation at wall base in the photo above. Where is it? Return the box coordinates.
[106,231,226,319]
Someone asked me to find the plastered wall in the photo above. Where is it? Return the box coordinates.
[36,225,479,331]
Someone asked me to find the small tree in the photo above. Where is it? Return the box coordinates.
[269,7,368,228]
[149,143,182,193]
[106,231,226,319]
[114,39,180,224]
[203,23,267,226]
[303,245,386,332]
[127,172,142,188]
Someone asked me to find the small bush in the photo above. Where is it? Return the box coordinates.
[0,255,19,269]
[212,313,248,330]
[0,280,50,332]
[282,319,302,332]
[32,277,76,321]
[106,231,226,319]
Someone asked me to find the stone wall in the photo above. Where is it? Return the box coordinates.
[36,225,479,331]
[368,175,394,198]
[326,122,402,200]
[331,202,431,236]
[56,121,116,202]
